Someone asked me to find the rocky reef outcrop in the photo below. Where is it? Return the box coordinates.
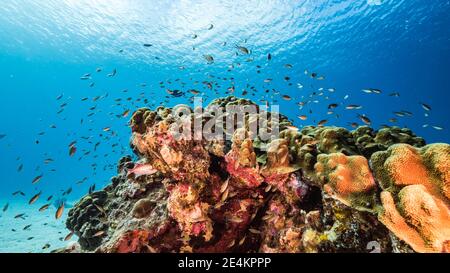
[65,96,449,253]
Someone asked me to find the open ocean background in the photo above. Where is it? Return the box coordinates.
[0,0,449,252]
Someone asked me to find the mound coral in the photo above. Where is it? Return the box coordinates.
[315,153,378,211]
[64,96,449,253]
[371,143,450,252]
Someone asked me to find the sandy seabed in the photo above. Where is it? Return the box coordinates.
[0,200,77,253]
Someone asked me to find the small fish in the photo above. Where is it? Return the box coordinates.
[38,204,50,212]
[346,105,362,110]
[127,163,158,178]
[227,240,235,248]
[143,43,152,47]
[236,46,250,55]
[12,191,25,196]
[32,175,43,184]
[191,34,198,39]
[389,92,400,97]
[228,216,243,223]
[328,103,338,110]
[432,126,443,130]
[362,88,382,94]
[372,89,382,94]
[298,115,307,121]
[2,202,8,212]
[55,203,64,219]
[318,119,328,126]
[238,236,246,246]
[401,110,413,117]
[64,232,74,241]
[94,204,106,215]
[42,243,51,250]
[249,228,261,234]
[267,53,271,61]
[420,103,431,111]
[44,158,54,164]
[358,114,371,125]
[14,213,26,219]
[107,69,117,77]
[348,122,358,128]
[207,23,214,30]
[221,188,229,202]
[28,191,42,205]
[121,110,130,118]
[69,145,77,157]
[203,54,214,63]
[89,184,96,194]
[23,224,32,230]
[93,230,105,237]
[220,179,229,194]
[0,134,6,139]
[282,95,292,101]
[284,64,293,69]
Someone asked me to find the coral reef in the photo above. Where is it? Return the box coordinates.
[65,96,449,253]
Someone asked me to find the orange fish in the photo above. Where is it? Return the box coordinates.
[122,110,130,118]
[282,95,292,101]
[64,232,74,241]
[55,204,64,219]
[29,191,41,205]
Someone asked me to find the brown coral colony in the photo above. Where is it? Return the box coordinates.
[66,96,450,253]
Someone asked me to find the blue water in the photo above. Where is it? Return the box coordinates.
[0,0,449,251]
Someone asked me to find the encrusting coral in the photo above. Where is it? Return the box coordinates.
[63,96,449,253]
